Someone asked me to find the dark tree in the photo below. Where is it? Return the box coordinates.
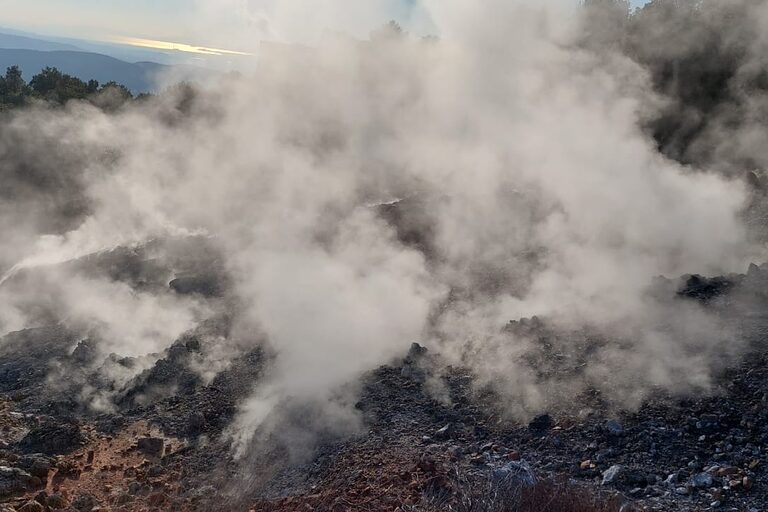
[0,66,31,108]
[30,67,91,104]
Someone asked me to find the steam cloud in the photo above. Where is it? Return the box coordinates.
[1,0,767,455]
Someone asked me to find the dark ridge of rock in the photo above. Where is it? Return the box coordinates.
[0,325,78,393]
[677,274,737,302]
[16,454,54,478]
[16,418,85,455]
[169,272,226,297]
[66,245,170,290]
[116,354,203,409]
[69,338,99,365]
[3,251,768,510]
[115,316,235,411]
[0,466,36,497]
[375,196,436,258]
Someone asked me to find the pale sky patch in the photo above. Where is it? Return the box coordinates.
[0,0,652,54]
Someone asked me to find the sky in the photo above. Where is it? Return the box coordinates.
[0,0,200,44]
[0,0,651,55]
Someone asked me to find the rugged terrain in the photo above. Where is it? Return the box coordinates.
[4,1,768,510]
[0,231,766,512]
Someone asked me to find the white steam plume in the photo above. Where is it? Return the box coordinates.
[0,0,762,452]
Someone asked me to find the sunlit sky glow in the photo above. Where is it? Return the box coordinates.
[0,0,652,56]
[113,37,253,56]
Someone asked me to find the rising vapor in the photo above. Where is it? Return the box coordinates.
[0,0,766,465]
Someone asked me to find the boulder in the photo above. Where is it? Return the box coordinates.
[71,493,97,512]
[691,472,714,489]
[401,343,428,382]
[136,437,164,456]
[434,424,453,440]
[602,465,624,486]
[17,420,84,456]
[528,414,553,432]
[491,460,537,490]
[0,466,35,496]
[18,454,54,478]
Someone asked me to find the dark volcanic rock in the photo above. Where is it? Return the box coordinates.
[186,412,206,436]
[602,465,624,486]
[137,437,164,456]
[375,196,436,257]
[491,460,537,489]
[4,258,768,512]
[0,465,35,496]
[71,492,97,512]
[169,273,226,297]
[605,419,624,436]
[677,274,736,302]
[17,454,54,478]
[45,494,68,509]
[691,472,714,489]
[528,414,553,432]
[69,338,99,365]
[401,342,429,382]
[0,326,78,393]
[117,352,202,408]
[17,419,84,456]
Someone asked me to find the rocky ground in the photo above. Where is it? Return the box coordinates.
[1,237,768,511]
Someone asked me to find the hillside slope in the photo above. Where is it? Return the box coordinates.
[0,49,167,93]
[0,32,81,52]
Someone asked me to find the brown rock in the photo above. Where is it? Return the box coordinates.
[716,467,739,477]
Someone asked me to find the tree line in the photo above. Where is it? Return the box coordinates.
[0,65,140,111]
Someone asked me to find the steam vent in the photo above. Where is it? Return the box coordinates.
[2,1,768,511]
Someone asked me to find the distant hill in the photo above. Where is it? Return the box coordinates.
[0,49,168,93]
[0,28,194,66]
[0,28,252,71]
[0,32,82,52]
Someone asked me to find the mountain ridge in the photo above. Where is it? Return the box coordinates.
[0,48,169,93]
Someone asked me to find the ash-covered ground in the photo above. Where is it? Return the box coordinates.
[0,229,768,512]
